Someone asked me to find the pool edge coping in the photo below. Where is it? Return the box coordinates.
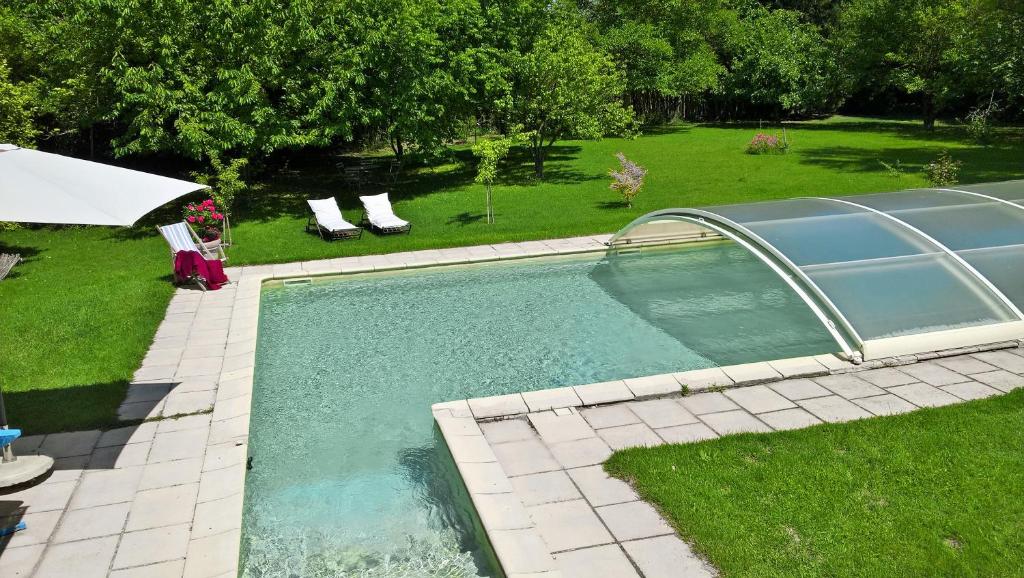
[13,230,1018,578]
[434,339,1024,577]
[182,234,616,577]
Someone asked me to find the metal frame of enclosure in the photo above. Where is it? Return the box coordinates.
[609,181,1024,361]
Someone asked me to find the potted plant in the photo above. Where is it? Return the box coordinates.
[184,199,227,250]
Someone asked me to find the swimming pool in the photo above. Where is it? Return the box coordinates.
[240,242,836,576]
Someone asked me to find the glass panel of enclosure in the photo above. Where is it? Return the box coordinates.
[838,189,1024,250]
[706,199,937,266]
[957,245,1024,311]
[610,184,1024,343]
[958,180,1024,203]
[803,253,1018,339]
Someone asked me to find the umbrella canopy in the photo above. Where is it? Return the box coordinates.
[0,144,210,485]
[0,143,208,226]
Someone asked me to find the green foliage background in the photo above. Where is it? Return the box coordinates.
[1,0,1022,180]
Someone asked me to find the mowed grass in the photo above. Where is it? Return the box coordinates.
[2,116,1023,433]
[0,228,174,433]
[226,116,1024,264]
[606,390,1024,577]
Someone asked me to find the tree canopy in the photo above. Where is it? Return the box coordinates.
[2,0,1022,183]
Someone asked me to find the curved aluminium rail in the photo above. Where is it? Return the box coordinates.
[818,197,1024,321]
[609,210,859,358]
[934,187,1024,213]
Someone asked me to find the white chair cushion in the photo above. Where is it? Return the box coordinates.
[359,193,394,219]
[308,198,356,231]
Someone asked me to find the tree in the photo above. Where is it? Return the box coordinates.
[0,59,37,145]
[836,0,972,128]
[585,0,728,122]
[361,0,483,160]
[726,7,840,117]
[472,133,522,224]
[497,24,635,178]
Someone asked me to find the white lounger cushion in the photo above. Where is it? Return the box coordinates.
[308,198,358,231]
[359,193,409,228]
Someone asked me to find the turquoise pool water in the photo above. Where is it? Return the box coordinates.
[241,243,836,577]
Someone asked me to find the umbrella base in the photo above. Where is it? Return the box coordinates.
[0,455,55,488]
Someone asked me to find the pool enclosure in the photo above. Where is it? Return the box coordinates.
[610,181,1024,361]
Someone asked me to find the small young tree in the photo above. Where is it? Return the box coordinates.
[472,134,521,224]
[608,153,647,208]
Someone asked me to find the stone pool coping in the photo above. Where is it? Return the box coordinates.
[0,234,613,578]
[4,230,1022,577]
[434,341,1024,577]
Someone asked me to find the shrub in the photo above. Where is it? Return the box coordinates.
[965,99,999,145]
[925,150,962,186]
[746,132,788,154]
[183,198,226,241]
[879,159,904,179]
[192,156,248,213]
[608,152,647,208]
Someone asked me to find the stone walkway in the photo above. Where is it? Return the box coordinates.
[3,230,1023,578]
[0,235,611,578]
[434,346,1024,577]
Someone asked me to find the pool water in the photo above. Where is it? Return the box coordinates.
[240,243,836,577]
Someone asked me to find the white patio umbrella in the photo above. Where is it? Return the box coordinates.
[0,143,209,487]
[0,143,208,225]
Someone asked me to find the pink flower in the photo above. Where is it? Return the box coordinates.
[198,216,204,223]
[213,213,223,220]
[187,216,196,223]
[188,204,195,210]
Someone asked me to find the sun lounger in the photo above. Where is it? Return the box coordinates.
[358,192,411,234]
[306,197,363,240]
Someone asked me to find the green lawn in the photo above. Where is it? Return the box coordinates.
[2,116,1023,433]
[605,390,1024,577]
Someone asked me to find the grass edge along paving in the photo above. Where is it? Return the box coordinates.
[3,117,1024,433]
[605,389,1024,577]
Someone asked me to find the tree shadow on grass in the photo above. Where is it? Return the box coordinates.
[796,144,1024,183]
[3,381,127,435]
[703,117,1023,145]
[496,145,602,187]
[0,241,42,281]
[227,143,601,223]
[595,200,631,210]
[637,123,695,137]
[446,212,487,226]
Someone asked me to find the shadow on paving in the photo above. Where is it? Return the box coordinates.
[3,381,128,436]
[0,501,26,552]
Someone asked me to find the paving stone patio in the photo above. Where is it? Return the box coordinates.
[3,232,1024,578]
[436,345,1024,577]
[0,235,611,577]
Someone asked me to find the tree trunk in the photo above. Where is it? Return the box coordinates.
[922,93,936,129]
[485,184,494,224]
[532,139,545,179]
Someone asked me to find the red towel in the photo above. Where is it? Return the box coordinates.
[173,250,228,290]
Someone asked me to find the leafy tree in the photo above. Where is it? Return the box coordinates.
[726,7,840,117]
[0,59,37,145]
[585,0,728,121]
[361,0,484,159]
[497,24,635,178]
[837,0,972,128]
